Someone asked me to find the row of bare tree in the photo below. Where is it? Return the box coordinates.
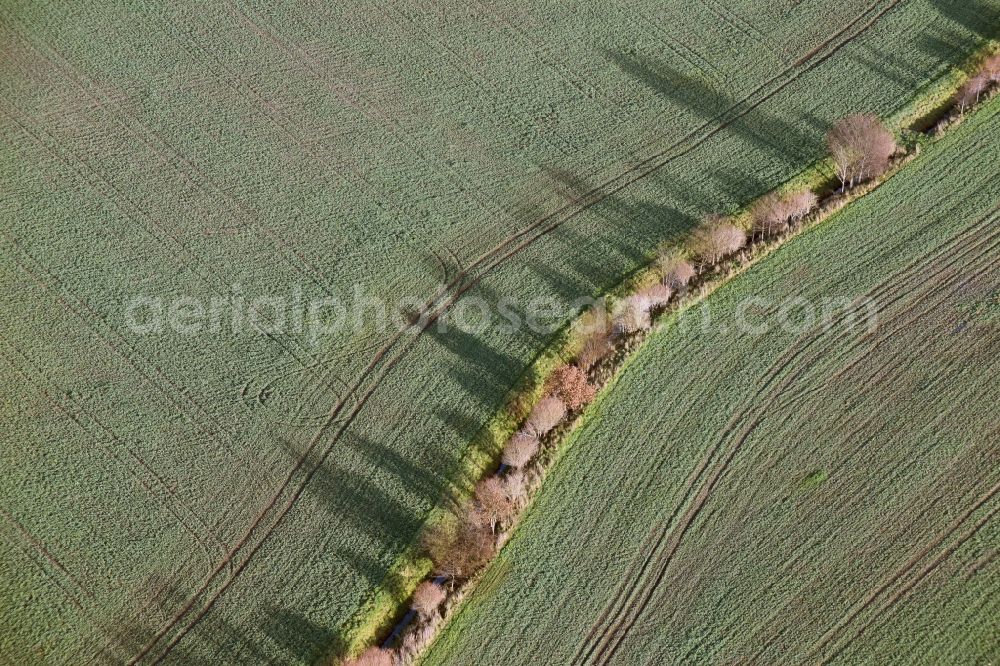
[342,108,912,665]
[955,54,1000,113]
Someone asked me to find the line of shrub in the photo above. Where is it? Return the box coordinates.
[335,40,1000,666]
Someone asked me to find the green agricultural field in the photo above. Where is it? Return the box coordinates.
[0,1,996,664]
[421,96,1000,665]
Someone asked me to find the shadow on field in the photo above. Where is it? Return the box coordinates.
[260,606,341,665]
[98,424,463,663]
[95,578,309,664]
[425,299,524,413]
[928,0,1000,40]
[850,46,928,90]
[605,51,817,167]
[290,434,446,582]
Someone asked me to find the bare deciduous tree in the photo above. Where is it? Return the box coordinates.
[641,283,673,309]
[345,647,395,666]
[656,248,696,289]
[750,193,787,240]
[785,190,818,225]
[984,54,1000,83]
[502,432,539,468]
[751,190,817,240]
[688,215,746,264]
[423,510,494,583]
[613,294,652,335]
[474,477,516,533]
[524,396,566,438]
[827,113,896,190]
[956,73,989,112]
[544,364,596,410]
[411,581,447,619]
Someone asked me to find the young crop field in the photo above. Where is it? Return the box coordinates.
[0,1,996,664]
[421,96,1000,666]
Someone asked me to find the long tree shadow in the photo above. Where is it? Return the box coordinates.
[605,50,818,167]
[95,577,295,665]
[927,0,1000,40]
[259,606,341,665]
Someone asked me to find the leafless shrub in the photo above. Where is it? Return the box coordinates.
[501,431,539,468]
[524,396,566,438]
[751,190,817,240]
[503,469,527,504]
[827,113,896,190]
[956,73,990,113]
[544,364,596,411]
[984,54,1000,83]
[474,477,517,533]
[613,294,652,335]
[785,190,818,225]
[577,331,613,373]
[411,581,447,619]
[345,647,395,666]
[641,283,673,309]
[688,215,746,265]
[656,248,696,289]
[399,623,435,663]
[423,510,495,582]
[574,306,614,372]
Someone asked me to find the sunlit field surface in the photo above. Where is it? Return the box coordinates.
[0,0,995,662]
[424,97,1000,666]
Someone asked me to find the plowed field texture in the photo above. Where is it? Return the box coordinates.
[0,1,996,664]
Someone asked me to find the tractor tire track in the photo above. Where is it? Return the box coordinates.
[576,141,993,666]
[807,477,1000,664]
[1,10,342,301]
[0,505,94,612]
[84,1,902,660]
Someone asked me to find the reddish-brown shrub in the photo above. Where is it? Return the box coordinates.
[345,647,395,666]
[545,364,596,411]
[411,581,447,619]
[524,396,566,438]
[827,113,896,190]
[474,477,516,533]
[574,306,614,371]
[501,431,539,468]
[657,249,696,289]
[688,215,746,264]
[641,283,673,309]
[423,510,495,582]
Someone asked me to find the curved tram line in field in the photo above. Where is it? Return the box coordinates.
[102,2,917,662]
[0,0,908,661]
[572,207,1000,665]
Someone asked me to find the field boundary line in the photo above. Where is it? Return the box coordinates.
[110,3,911,662]
[592,210,1000,665]
[408,64,1000,666]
